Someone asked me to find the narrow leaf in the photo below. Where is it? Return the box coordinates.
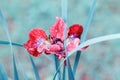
[73,52,81,75]
[61,0,67,22]
[15,56,29,80]
[81,0,97,42]
[54,55,61,80]
[62,65,66,80]
[0,10,13,49]
[69,33,120,58]
[0,62,8,80]
[66,58,74,80]
[73,0,97,75]
[0,10,19,80]
[53,61,64,80]
[13,55,19,80]
[0,40,23,47]
[29,55,40,80]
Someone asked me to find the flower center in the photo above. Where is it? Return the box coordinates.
[69,35,76,39]
[36,38,45,46]
[52,38,63,44]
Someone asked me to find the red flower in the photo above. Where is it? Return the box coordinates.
[24,17,87,59]
[24,28,48,57]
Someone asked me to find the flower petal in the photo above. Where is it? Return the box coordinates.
[49,44,61,52]
[29,28,47,40]
[50,17,65,41]
[67,38,80,53]
[79,46,89,51]
[37,44,47,53]
[24,40,42,57]
[68,24,83,38]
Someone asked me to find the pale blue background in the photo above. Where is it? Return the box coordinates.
[0,0,120,80]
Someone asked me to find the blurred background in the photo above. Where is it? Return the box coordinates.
[0,0,120,80]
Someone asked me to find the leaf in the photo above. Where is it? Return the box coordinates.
[54,55,61,80]
[81,0,97,42]
[13,55,19,80]
[69,33,120,58]
[15,56,29,80]
[0,10,19,80]
[0,11,13,47]
[61,0,67,22]
[0,62,8,80]
[62,65,66,80]
[73,0,97,75]
[29,55,40,80]
[53,60,64,80]
[66,58,74,80]
[73,52,81,75]
[0,40,23,47]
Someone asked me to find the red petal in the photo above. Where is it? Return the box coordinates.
[68,24,83,38]
[29,28,47,40]
[50,17,65,41]
[67,38,80,53]
[49,44,61,52]
[79,46,89,52]
[24,40,42,57]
